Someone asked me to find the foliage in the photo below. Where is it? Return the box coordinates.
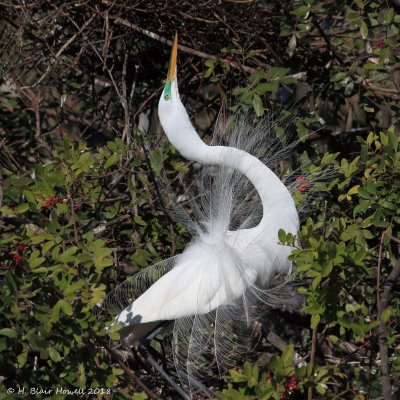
[218,345,336,400]
[0,138,171,399]
[0,0,399,399]
[220,132,400,399]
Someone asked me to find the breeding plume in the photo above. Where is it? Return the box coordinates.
[103,35,301,397]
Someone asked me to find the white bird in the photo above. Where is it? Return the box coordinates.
[103,34,300,396]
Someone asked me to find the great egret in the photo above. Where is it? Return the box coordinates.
[103,34,301,397]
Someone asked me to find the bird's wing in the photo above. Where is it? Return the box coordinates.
[98,256,178,319]
[114,240,258,327]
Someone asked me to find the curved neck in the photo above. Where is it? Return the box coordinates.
[158,80,297,229]
[202,146,294,218]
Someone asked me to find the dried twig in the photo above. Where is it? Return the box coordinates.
[308,325,318,400]
[95,336,157,399]
[0,162,3,208]
[69,195,79,245]
[121,51,131,143]
[26,14,96,88]
[114,17,257,74]
[377,232,400,400]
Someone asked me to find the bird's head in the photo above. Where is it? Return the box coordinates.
[158,33,180,116]
[158,33,207,161]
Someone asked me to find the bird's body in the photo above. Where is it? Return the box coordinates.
[115,205,297,326]
[106,35,300,395]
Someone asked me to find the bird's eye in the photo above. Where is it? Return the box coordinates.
[164,94,170,100]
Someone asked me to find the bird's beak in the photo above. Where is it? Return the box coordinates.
[167,33,178,82]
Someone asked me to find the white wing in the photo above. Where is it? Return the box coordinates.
[114,239,258,325]
[98,256,177,342]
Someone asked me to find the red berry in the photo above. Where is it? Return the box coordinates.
[286,376,298,390]
[43,196,61,208]
[296,175,309,193]
[12,253,23,265]
[17,242,27,253]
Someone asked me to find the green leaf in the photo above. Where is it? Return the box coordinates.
[112,367,124,376]
[48,347,62,362]
[59,299,73,316]
[57,246,78,263]
[296,120,308,141]
[311,314,320,329]
[267,67,290,80]
[31,267,49,273]
[385,8,394,25]
[292,5,310,17]
[104,154,120,169]
[360,21,368,39]
[255,82,276,95]
[108,330,120,340]
[381,307,391,322]
[16,203,29,213]
[132,393,148,400]
[354,0,364,9]
[387,128,399,151]
[42,240,55,254]
[316,383,326,395]
[16,351,28,367]
[331,71,346,82]
[278,229,286,243]
[0,328,17,338]
[249,69,265,84]
[252,94,264,117]
[281,344,294,367]
[29,256,46,269]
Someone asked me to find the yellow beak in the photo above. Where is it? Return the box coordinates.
[167,33,178,81]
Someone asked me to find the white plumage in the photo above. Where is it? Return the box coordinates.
[104,35,302,396]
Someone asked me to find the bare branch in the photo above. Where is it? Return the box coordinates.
[25,13,96,88]
[377,232,400,400]
[114,17,257,74]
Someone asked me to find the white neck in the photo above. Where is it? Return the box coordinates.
[158,79,298,231]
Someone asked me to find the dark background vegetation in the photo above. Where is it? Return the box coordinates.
[0,0,399,399]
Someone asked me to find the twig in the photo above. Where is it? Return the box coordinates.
[330,127,370,137]
[213,11,241,42]
[32,90,48,153]
[0,162,3,207]
[1,141,21,170]
[383,232,400,245]
[97,337,157,399]
[121,51,131,144]
[114,17,256,74]
[376,231,400,400]
[128,65,139,109]
[377,226,400,400]
[179,10,218,24]
[376,232,385,313]
[134,87,162,120]
[307,200,328,399]
[311,14,346,68]
[361,81,400,100]
[102,8,112,64]
[222,0,256,3]
[69,195,79,245]
[25,14,96,88]
[308,325,318,400]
